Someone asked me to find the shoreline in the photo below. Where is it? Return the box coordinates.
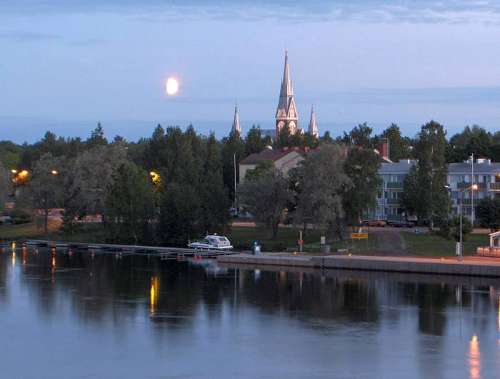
[217,253,500,278]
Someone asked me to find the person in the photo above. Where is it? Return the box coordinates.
[252,241,261,255]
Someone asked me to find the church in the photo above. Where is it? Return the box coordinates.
[231,51,319,139]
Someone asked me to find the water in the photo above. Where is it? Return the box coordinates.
[1,245,500,379]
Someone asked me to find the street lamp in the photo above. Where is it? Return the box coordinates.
[457,183,478,260]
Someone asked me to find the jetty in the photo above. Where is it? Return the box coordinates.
[23,239,240,259]
[218,253,500,278]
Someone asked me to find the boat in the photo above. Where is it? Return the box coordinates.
[188,235,233,250]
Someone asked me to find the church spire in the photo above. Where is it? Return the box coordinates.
[275,51,298,137]
[308,105,319,138]
[231,103,241,136]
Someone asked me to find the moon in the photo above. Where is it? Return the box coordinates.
[166,77,179,96]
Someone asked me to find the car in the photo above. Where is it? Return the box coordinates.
[387,220,415,228]
[188,235,233,250]
[361,219,387,227]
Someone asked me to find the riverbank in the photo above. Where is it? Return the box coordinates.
[218,253,500,277]
[0,222,489,257]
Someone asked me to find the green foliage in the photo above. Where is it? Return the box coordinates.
[446,125,496,162]
[342,123,373,148]
[379,123,413,161]
[244,160,274,181]
[0,141,22,169]
[437,216,472,242]
[244,126,267,155]
[411,121,451,226]
[221,130,245,201]
[238,167,293,239]
[476,197,500,230]
[105,161,155,244]
[402,165,419,217]
[0,162,10,211]
[343,147,381,226]
[292,144,352,239]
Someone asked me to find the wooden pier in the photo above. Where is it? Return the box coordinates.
[23,239,240,259]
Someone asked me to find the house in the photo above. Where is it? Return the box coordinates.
[239,148,305,183]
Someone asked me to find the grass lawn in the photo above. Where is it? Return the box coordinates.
[0,220,60,241]
[228,226,381,253]
[401,232,489,257]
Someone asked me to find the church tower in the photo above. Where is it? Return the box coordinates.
[308,105,319,138]
[231,104,241,136]
[275,51,298,137]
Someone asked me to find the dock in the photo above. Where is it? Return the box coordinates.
[217,253,500,278]
[23,239,241,259]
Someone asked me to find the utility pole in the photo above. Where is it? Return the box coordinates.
[471,153,475,227]
[233,153,237,213]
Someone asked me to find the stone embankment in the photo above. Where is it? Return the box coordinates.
[218,253,500,277]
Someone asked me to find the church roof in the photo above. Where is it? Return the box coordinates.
[276,51,298,120]
[231,104,241,134]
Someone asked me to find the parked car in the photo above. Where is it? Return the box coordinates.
[361,219,387,227]
[387,220,415,228]
[188,235,233,250]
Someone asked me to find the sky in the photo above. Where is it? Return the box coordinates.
[1,0,500,143]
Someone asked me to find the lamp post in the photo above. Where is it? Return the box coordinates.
[458,183,478,260]
[42,169,59,236]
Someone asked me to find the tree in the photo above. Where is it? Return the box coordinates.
[343,147,381,226]
[275,124,292,148]
[105,161,155,244]
[86,123,108,148]
[26,153,62,234]
[199,134,230,233]
[292,144,352,239]
[413,121,451,227]
[238,165,293,239]
[380,124,412,161]
[476,197,500,230]
[244,126,267,155]
[447,125,493,163]
[221,130,245,202]
[342,123,373,148]
[402,165,419,217]
[0,163,10,212]
[62,144,127,230]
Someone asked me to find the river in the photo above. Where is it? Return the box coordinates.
[1,244,499,378]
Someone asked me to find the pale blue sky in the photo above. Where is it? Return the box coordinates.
[1,0,500,142]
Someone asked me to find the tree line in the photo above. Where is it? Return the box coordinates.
[0,121,499,244]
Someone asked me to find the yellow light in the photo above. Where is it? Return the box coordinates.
[150,276,160,315]
[51,170,58,176]
[166,77,179,96]
[11,169,17,174]
[18,170,29,179]
[150,171,161,185]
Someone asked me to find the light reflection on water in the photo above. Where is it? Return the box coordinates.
[1,246,500,378]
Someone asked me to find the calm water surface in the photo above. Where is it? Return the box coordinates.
[1,245,500,379]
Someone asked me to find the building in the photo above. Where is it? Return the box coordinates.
[308,106,319,138]
[275,51,300,137]
[239,148,305,183]
[447,158,500,221]
[375,159,417,221]
[373,158,500,222]
[231,104,241,136]
[230,51,320,140]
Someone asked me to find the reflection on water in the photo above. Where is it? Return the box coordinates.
[0,247,499,378]
[469,335,480,379]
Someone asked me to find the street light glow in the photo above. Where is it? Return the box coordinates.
[51,170,59,176]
